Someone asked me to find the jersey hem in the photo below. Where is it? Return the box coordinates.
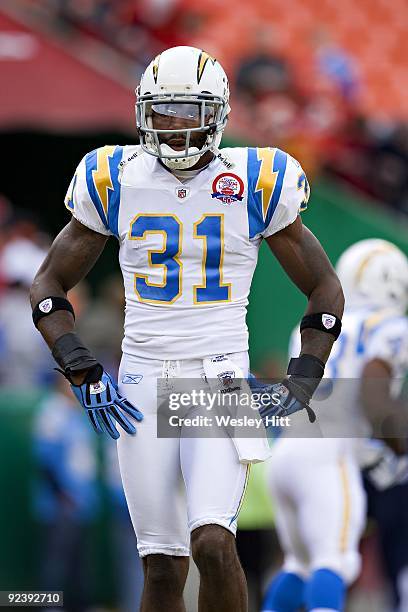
[262,212,299,238]
[121,336,249,361]
[70,211,112,236]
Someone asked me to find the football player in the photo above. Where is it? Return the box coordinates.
[30,46,343,612]
[262,239,408,612]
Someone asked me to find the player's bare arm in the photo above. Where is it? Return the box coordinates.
[30,217,143,439]
[361,358,408,454]
[249,216,344,425]
[30,217,108,361]
[266,216,344,363]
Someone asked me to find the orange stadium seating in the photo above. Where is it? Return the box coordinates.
[181,0,407,119]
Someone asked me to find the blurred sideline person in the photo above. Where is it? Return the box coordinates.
[262,239,408,612]
[104,440,144,612]
[32,376,99,612]
[30,46,344,611]
[78,275,125,371]
[0,238,51,386]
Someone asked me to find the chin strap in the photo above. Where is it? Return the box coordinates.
[160,144,201,170]
[172,162,213,180]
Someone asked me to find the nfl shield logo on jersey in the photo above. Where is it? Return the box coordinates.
[176,187,189,200]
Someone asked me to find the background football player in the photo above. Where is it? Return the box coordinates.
[262,239,408,612]
[30,46,343,612]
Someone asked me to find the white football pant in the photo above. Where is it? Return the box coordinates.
[117,351,250,558]
[268,438,366,584]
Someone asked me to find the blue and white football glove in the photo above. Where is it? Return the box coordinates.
[70,366,143,440]
[248,374,317,430]
[248,355,326,430]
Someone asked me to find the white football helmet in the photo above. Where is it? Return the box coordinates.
[336,239,408,313]
[135,46,230,170]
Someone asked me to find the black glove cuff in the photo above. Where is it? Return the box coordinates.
[283,377,310,405]
[52,332,99,376]
[287,354,325,378]
[287,354,325,401]
[283,377,317,423]
[82,364,104,384]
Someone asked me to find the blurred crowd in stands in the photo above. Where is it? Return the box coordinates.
[37,0,187,70]
[233,28,408,215]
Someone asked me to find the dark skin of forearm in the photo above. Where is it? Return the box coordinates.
[266,216,344,364]
[361,359,408,454]
[30,218,108,382]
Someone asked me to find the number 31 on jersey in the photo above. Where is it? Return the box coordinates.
[129,213,231,305]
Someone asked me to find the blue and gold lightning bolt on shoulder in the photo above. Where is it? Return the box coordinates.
[247,147,288,239]
[85,145,124,237]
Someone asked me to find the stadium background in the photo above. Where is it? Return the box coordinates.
[0,0,407,610]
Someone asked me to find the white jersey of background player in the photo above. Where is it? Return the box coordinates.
[32,46,344,612]
[263,239,408,612]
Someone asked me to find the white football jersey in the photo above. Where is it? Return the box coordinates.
[289,306,408,436]
[65,145,309,359]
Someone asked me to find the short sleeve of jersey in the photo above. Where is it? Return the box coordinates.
[365,316,408,378]
[64,145,124,237]
[247,148,310,240]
